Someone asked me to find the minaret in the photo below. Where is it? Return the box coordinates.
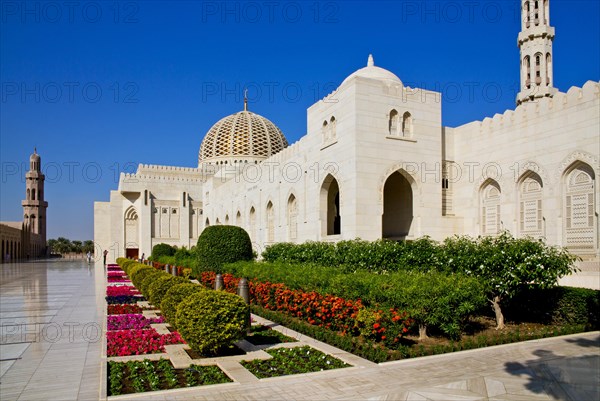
[517,0,557,105]
[22,149,48,245]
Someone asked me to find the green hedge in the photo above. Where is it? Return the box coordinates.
[504,286,599,328]
[151,243,176,261]
[161,283,206,328]
[195,225,253,275]
[140,271,170,297]
[175,290,249,355]
[147,276,189,307]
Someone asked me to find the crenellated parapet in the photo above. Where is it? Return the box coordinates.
[457,81,599,135]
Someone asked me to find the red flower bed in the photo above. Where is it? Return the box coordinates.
[107,328,184,356]
[107,286,140,297]
[108,304,143,315]
[198,271,413,341]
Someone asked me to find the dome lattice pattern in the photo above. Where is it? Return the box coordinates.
[199,111,288,165]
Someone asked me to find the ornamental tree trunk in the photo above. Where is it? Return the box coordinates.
[491,295,505,330]
[418,323,428,340]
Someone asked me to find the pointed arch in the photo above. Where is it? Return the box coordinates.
[236,210,242,226]
[266,201,275,243]
[382,170,414,240]
[480,179,502,236]
[389,109,399,136]
[320,174,341,235]
[518,171,544,237]
[225,214,230,225]
[124,206,139,253]
[205,217,210,227]
[563,161,597,253]
[249,206,257,241]
[287,194,298,241]
[402,112,413,137]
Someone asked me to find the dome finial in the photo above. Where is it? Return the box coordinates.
[243,88,248,111]
[367,54,374,67]
[34,147,37,154]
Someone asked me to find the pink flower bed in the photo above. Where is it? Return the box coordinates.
[108,278,131,283]
[107,329,184,356]
[106,286,140,297]
[108,272,126,277]
[107,314,165,331]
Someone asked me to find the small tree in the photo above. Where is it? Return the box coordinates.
[150,243,176,260]
[195,226,253,275]
[448,232,579,330]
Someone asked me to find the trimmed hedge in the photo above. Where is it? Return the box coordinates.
[130,266,158,289]
[160,283,206,328]
[504,286,599,328]
[147,276,189,307]
[151,243,176,260]
[175,290,249,355]
[139,271,169,297]
[195,225,253,275]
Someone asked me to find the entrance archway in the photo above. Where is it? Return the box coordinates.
[382,171,413,240]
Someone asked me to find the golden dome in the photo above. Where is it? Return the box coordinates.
[198,110,288,166]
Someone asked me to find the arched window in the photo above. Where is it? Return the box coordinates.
[525,1,531,27]
[321,174,341,235]
[249,207,256,240]
[524,56,531,89]
[266,202,275,243]
[546,53,552,86]
[535,53,542,85]
[322,120,329,141]
[402,112,413,137]
[225,214,229,225]
[564,162,596,253]
[480,180,501,235]
[31,189,36,201]
[518,172,543,237]
[27,189,30,200]
[205,218,210,227]
[216,218,221,225]
[236,211,241,226]
[287,194,298,241]
[389,109,399,136]
[330,116,336,140]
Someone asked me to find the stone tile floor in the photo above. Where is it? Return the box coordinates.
[1,259,598,401]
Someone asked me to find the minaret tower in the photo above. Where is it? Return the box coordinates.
[516,0,557,105]
[22,148,48,245]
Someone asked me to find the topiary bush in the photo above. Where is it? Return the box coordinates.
[175,290,249,355]
[195,225,253,275]
[147,276,188,307]
[120,259,138,274]
[151,243,176,261]
[130,267,156,288]
[161,283,205,328]
[139,271,169,298]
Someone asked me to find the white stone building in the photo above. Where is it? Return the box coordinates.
[95,1,599,268]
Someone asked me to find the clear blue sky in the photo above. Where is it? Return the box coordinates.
[1,0,598,241]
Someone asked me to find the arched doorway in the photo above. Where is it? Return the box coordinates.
[382,171,413,240]
[320,175,341,235]
[124,206,139,259]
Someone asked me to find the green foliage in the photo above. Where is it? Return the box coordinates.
[175,290,249,355]
[130,267,156,288]
[195,225,253,275]
[505,286,599,328]
[151,243,176,261]
[160,283,206,328]
[139,271,170,298]
[147,276,188,307]
[120,259,139,275]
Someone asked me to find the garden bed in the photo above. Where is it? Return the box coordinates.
[241,346,349,378]
[245,324,297,345]
[107,358,231,396]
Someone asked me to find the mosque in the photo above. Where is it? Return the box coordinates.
[0,150,48,262]
[94,0,599,266]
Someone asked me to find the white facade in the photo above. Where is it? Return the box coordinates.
[95,1,599,265]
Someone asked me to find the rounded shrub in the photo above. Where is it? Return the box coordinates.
[147,276,188,307]
[160,283,205,327]
[139,271,169,297]
[175,290,249,355]
[151,243,176,260]
[195,225,253,274]
[130,266,155,288]
[121,259,138,275]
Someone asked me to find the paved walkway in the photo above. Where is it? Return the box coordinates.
[0,259,104,401]
[1,260,598,401]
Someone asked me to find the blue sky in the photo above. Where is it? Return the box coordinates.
[1,0,599,241]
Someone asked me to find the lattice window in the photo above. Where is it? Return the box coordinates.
[481,182,501,236]
[266,202,274,243]
[288,195,298,241]
[564,164,596,251]
[519,176,543,235]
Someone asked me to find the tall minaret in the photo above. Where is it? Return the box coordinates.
[516,0,557,105]
[22,149,48,245]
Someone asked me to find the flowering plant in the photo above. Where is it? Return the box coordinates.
[107,286,140,297]
[107,314,165,330]
[107,329,184,356]
[107,304,143,315]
